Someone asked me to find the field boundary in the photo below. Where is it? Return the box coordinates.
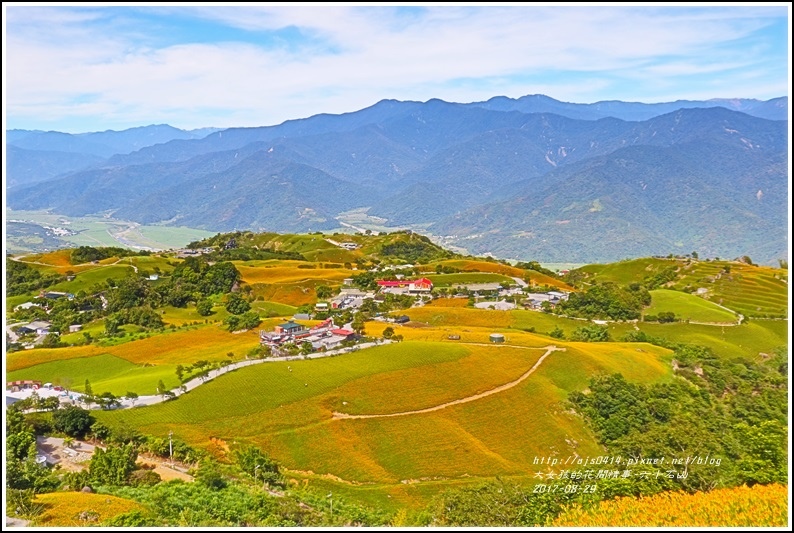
[332,345,564,420]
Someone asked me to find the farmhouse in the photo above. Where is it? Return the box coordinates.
[6,380,42,392]
[275,320,306,335]
[315,302,329,312]
[38,291,74,301]
[17,321,52,335]
[377,277,433,293]
[68,324,83,333]
[474,300,516,311]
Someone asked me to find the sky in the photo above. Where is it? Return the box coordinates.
[2,3,791,133]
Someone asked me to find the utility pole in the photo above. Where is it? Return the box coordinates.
[327,492,333,518]
[254,464,260,486]
[168,431,173,467]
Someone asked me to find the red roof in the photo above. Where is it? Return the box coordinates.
[377,280,408,287]
[331,329,355,336]
[377,278,433,288]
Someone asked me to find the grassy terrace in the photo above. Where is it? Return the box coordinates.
[96,338,673,509]
[646,289,738,323]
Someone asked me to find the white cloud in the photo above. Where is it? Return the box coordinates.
[3,5,789,131]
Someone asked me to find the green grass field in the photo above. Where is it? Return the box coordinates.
[6,353,180,396]
[574,258,677,285]
[426,273,515,287]
[95,339,672,508]
[646,289,738,323]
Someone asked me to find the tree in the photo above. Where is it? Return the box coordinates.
[570,325,611,342]
[351,314,366,335]
[195,459,227,490]
[548,326,565,339]
[300,341,314,355]
[234,444,281,487]
[90,443,138,485]
[157,380,167,398]
[52,406,94,437]
[225,293,250,315]
[125,391,139,406]
[196,299,213,316]
[382,327,395,339]
[316,285,333,300]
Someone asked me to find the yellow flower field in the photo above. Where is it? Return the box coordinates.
[551,483,788,527]
[32,492,145,527]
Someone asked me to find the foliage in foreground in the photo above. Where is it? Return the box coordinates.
[551,483,788,527]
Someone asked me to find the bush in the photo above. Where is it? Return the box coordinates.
[128,469,162,487]
[52,406,94,438]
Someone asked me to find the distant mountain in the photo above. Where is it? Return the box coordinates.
[5,124,228,188]
[6,95,788,264]
[468,95,788,122]
[430,110,788,264]
[6,145,104,189]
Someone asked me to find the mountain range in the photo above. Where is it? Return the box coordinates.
[5,95,789,264]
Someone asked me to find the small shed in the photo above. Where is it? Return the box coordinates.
[489,333,505,343]
[394,315,410,324]
[69,324,83,333]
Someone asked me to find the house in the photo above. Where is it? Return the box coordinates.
[474,300,516,311]
[68,324,83,333]
[39,291,74,301]
[376,277,433,293]
[6,380,42,391]
[340,242,358,250]
[17,321,51,335]
[343,278,354,286]
[275,321,306,335]
[148,274,159,281]
[293,313,312,321]
[315,302,329,312]
[331,328,356,339]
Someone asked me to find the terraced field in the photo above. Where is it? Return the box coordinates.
[671,262,788,317]
[96,339,673,507]
[235,262,354,284]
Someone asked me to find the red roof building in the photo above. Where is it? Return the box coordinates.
[376,277,433,292]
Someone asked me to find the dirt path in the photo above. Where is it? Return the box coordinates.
[332,345,564,420]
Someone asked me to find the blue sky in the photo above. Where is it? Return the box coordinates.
[3,4,790,132]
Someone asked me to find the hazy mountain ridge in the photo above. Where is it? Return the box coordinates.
[5,95,788,264]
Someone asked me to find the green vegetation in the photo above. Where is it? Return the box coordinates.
[553,282,650,320]
[7,354,180,396]
[646,289,738,323]
[6,258,64,296]
[70,246,144,264]
[5,236,788,525]
[426,273,514,287]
